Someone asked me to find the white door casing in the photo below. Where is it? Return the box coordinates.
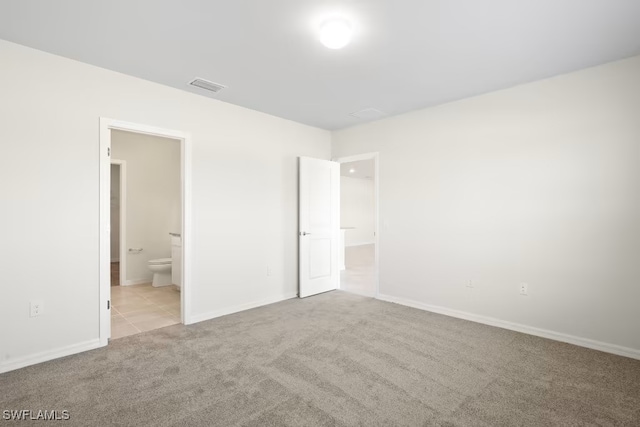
[299,157,340,298]
[99,118,193,347]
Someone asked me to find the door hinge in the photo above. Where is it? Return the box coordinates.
[107,300,110,309]
[107,147,111,156]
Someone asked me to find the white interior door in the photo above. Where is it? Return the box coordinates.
[299,157,340,298]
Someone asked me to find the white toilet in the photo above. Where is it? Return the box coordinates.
[148,258,172,287]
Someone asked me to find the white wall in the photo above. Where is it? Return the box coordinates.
[111,131,181,283]
[0,39,330,371]
[333,55,640,354]
[2,36,638,371]
[341,176,375,246]
[110,164,120,262]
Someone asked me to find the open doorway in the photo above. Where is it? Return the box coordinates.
[99,119,192,346]
[336,153,379,297]
[109,131,181,338]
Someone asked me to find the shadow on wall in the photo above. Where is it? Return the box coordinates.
[110,163,121,263]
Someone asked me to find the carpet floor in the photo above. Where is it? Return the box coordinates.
[1,291,639,426]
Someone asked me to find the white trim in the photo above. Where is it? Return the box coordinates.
[334,152,380,298]
[0,339,102,374]
[377,293,640,361]
[110,159,127,286]
[99,118,194,346]
[99,120,110,345]
[190,293,298,324]
[181,129,193,325]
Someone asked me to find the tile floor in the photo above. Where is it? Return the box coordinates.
[340,243,376,296]
[110,283,181,339]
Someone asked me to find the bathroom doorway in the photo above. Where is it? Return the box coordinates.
[99,119,192,346]
[335,153,379,297]
[109,131,181,338]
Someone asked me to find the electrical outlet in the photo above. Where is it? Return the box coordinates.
[519,283,528,296]
[267,266,272,277]
[30,300,44,317]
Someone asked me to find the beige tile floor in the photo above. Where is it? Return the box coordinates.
[110,283,181,339]
[340,244,377,296]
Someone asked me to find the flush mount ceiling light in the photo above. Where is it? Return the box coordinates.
[349,168,356,173]
[319,17,353,49]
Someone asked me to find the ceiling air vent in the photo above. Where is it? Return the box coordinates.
[189,78,226,94]
[349,108,387,121]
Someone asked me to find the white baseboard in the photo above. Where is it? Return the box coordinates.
[122,278,151,286]
[189,292,298,324]
[0,339,103,374]
[377,293,640,361]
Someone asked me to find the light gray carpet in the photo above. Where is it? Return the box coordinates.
[1,291,639,426]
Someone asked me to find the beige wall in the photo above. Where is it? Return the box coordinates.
[333,55,640,353]
[0,39,330,370]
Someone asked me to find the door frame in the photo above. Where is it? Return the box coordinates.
[110,159,127,286]
[99,118,193,346]
[333,152,380,298]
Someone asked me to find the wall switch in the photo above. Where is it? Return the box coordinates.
[519,283,528,296]
[267,266,272,277]
[30,300,44,317]
[466,280,474,288]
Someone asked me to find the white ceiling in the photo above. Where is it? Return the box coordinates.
[340,159,374,180]
[1,1,639,130]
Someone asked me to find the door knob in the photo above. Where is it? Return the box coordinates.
[300,231,312,236]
